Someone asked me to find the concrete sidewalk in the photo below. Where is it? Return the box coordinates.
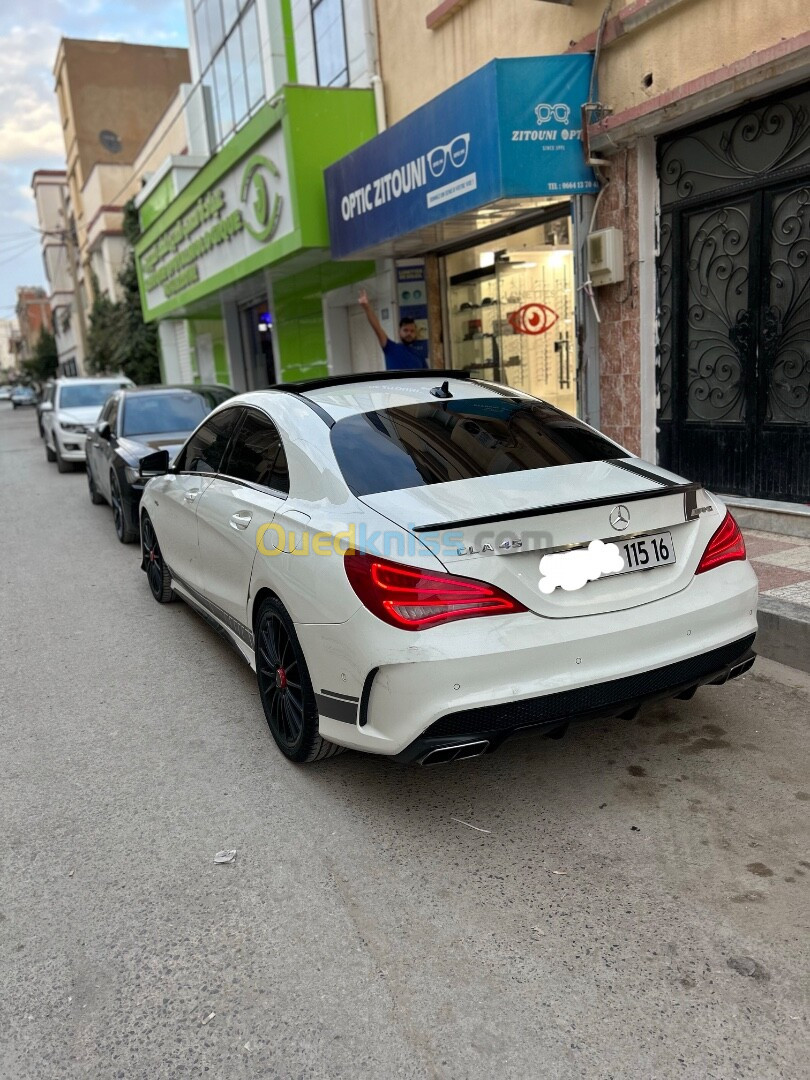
[739,525,810,674]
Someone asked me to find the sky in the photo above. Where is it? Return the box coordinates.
[0,0,189,323]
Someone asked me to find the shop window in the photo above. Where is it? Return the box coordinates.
[194,2,211,71]
[444,218,578,417]
[242,4,264,112]
[311,0,349,88]
[206,0,225,59]
[221,0,240,36]
[227,31,248,125]
[213,49,234,142]
[194,0,265,151]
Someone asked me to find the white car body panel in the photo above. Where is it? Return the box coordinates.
[147,472,215,590]
[197,478,285,625]
[44,378,133,462]
[138,377,758,760]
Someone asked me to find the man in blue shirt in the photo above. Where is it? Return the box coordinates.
[358,289,428,370]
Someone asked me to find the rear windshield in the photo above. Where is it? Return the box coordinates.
[59,383,127,409]
[330,398,626,496]
[122,392,211,437]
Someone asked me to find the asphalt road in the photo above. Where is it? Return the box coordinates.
[1,404,807,1080]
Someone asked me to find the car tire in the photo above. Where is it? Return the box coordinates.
[56,445,73,473]
[45,441,56,463]
[87,466,104,505]
[110,472,137,543]
[141,514,174,604]
[255,597,345,764]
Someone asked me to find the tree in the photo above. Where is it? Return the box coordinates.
[85,200,162,384]
[116,200,162,385]
[86,284,120,376]
[22,328,58,383]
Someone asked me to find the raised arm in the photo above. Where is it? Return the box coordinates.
[358,288,388,349]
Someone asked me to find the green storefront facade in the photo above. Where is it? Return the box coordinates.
[135,85,377,388]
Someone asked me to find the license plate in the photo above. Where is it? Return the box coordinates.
[613,530,676,575]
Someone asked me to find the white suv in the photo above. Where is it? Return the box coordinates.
[42,376,133,472]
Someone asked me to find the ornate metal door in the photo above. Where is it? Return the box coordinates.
[658,87,810,502]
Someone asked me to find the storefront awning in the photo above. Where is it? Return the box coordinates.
[325,56,599,261]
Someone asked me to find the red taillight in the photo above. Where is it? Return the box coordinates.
[696,511,746,574]
[344,551,526,630]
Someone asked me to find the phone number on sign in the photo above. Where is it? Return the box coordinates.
[546,181,595,192]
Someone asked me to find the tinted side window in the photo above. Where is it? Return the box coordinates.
[222,410,289,493]
[98,397,115,424]
[175,408,241,474]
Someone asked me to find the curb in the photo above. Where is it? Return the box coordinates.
[756,595,810,674]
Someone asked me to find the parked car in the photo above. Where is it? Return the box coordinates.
[137,371,758,765]
[86,384,234,543]
[11,386,37,408]
[36,380,54,437]
[0,386,12,401]
[42,376,134,472]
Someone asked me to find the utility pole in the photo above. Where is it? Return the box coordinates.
[59,186,88,373]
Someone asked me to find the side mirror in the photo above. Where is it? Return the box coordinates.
[39,401,53,413]
[139,449,170,478]
[97,421,111,441]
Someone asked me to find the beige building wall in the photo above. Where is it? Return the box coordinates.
[132,90,190,185]
[32,170,78,370]
[590,0,810,143]
[375,0,604,122]
[376,0,809,131]
[53,39,190,316]
[83,90,192,286]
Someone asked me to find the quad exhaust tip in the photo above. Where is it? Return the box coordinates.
[419,740,490,765]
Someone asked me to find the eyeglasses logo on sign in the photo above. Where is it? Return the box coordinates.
[240,154,283,243]
[535,102,571,125]
[512,102,581,144]
[427,134,470,178]
[339,130,477,222]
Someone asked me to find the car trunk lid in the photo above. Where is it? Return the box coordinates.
[360,461,716,618]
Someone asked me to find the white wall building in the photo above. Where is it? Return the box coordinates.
[32,170,82,375]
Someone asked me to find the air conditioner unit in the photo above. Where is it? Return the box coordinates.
[587,227,625,286]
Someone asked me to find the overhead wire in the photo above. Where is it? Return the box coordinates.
[0,241,41,268]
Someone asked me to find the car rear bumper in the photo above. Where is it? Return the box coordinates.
[392,638,756,763]
[301,561,759,758]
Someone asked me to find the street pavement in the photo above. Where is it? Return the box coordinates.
[1,403,808,1080]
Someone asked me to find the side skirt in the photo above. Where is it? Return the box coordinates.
[166,569,256,671]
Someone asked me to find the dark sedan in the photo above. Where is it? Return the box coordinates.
[86,384,234,543]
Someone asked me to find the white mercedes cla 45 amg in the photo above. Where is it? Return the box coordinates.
[138,372,757,764]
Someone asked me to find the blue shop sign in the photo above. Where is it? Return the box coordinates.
[325,56,598,259]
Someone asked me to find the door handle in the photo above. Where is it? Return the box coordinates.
[229,510,253,531]
[183,490,200,503]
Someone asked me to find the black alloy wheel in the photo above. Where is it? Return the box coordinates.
[141,514,173,603]
[255,597,344,763]
[87,464,104,505]
[110,471,137,543]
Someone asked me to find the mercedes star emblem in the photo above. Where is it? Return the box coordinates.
[609,505,630,531]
